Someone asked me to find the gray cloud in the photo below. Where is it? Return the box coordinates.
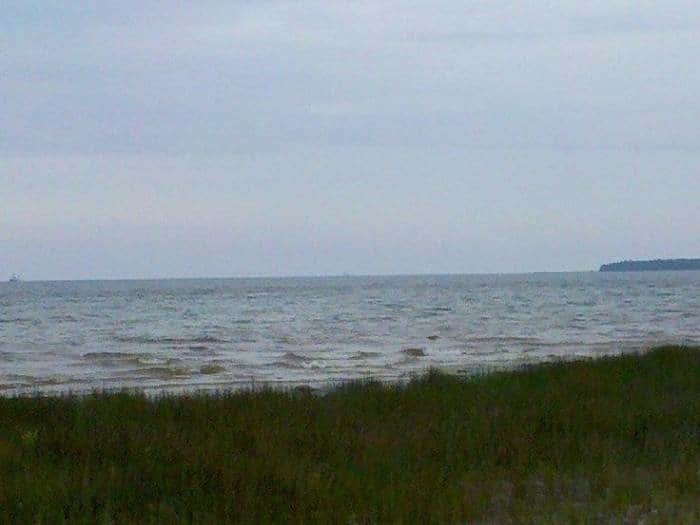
[2,1,700,279]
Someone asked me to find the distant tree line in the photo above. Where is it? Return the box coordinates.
[599,259,700,272]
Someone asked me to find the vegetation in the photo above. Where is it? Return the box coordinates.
[599,258,700,272]
[1,346,699,523]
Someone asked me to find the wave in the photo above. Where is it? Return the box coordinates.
[200,364,226,375]
[48,315,79,322]
[350,351,381,360]
[113,335,228,345]
[131,366,191,378]
[1,374,83,387]
[83,352,183,369]
[281,352,312,362]
[401,347,426,357]
[269,360,304,369]
[0,318,34,324]
[366,316,396,322]
[84,351,139,360]
[462,336,540,344]
[420,307,453,316]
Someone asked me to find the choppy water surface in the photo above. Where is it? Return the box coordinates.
[1,273,699,393]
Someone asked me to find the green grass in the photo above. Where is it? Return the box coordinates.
[1,346,699,523]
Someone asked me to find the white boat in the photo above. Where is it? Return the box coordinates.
[8,274,21,283]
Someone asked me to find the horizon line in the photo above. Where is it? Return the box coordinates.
[4,269,600,283]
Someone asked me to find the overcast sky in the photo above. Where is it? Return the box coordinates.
[3,1,700,280]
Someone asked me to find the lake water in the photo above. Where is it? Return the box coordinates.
[1,272,699,394]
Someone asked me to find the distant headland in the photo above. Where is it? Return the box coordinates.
[599,258,700,272]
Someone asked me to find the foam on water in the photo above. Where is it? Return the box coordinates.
[1,272,699,394]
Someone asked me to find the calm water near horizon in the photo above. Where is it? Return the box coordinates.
[1,272,699,394]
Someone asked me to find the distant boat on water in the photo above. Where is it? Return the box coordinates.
[8,274,21,283]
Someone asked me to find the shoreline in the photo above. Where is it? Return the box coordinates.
[0,345,667,398]
[2,345,699,522]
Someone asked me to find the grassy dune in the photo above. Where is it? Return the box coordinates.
[1,346,699,523]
